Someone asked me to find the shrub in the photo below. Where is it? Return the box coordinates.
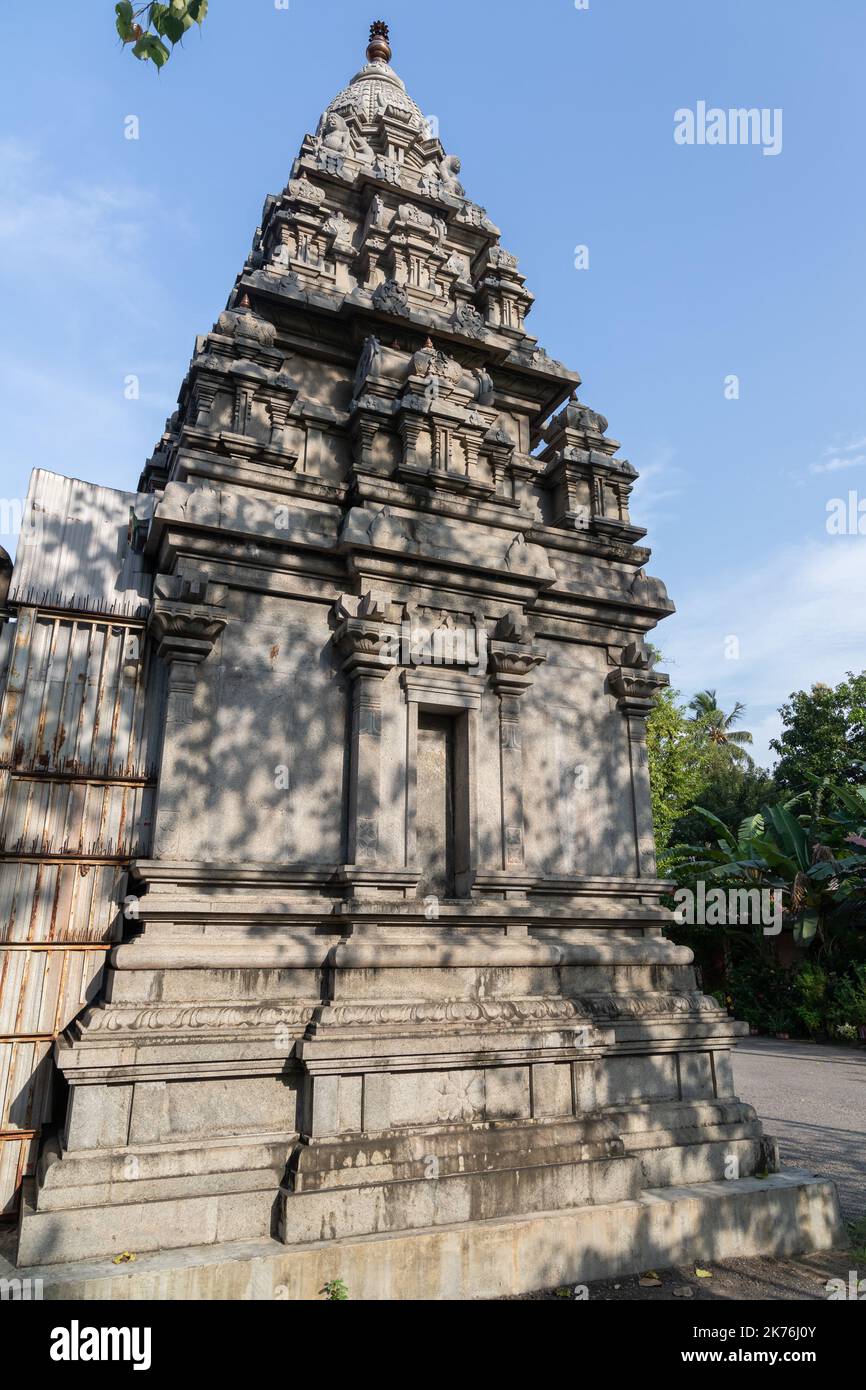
[726,956,799,1035]
[826,964,866,1034]
[793,962,830,1039]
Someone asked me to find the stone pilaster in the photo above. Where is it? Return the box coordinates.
[148,576,227,859]
[488,615,545,871]
[397,406,425,469]
[609,642,668,878]
[333,592,396,865]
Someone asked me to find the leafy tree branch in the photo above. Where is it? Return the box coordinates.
[115,0,208,70]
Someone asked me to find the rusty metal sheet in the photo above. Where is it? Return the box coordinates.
[0,1040,53,1130]
[0,862,127,944]
[0,778,155,858]
[0,615,162,779]
[0,1133,38,1220]
[0,946,108,1036]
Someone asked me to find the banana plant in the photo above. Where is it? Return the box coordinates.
[666,781,866,951]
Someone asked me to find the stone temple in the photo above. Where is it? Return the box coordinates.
[0,23,841,1298]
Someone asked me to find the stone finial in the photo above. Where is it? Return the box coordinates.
[367,20,392,63]
[620,641,653,671]
[494,613,530,646]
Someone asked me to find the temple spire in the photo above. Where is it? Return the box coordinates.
[366,20,392,64]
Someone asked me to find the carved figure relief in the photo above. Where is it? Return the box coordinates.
[439,155,465,196]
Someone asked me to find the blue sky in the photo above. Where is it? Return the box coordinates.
[0,0,864,764]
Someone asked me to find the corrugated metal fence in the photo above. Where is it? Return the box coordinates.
[0,602,160,1217]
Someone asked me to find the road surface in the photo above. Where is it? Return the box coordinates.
[733,1037,866,1223]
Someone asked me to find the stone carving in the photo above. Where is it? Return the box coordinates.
[373,156,402,184]
[353,335,382,396]
[316,110,353,156]
[326,38,426,129]
[148,577,217,646]
[609,642,668,711]
[218,302,277,346]
[410,337,462,389]
[355,817,380,857]
[315,110,374,166]
[504,534,527,571]
[325,210,353,247]
[489,646,545,682]
[316,151,346,177]
[452,302,485,338]
[435,1072,485,1123]
[372,278,410,316]
[620,641,654,670]
[578,992,723,1020]
[564,396,609,437]
[494,612,530,645]
[397,202,446,240]
[368,194,388,227]
[439,154,465,196]
[486,423,513,449]
[80,1003,318,1034]
[417,170,445,199]
[357,589,391,621]
[474,365,495,406]
[457,201,497,233]
[286,174,327,206]
[366,505,400,545]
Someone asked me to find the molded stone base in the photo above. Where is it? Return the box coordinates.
[2,1171,844,1301]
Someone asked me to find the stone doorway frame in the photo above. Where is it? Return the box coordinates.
[400,669,482,897]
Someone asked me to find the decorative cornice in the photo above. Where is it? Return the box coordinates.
[314,996,592,1030]
[488,612,545,695]
[577,991,724,1020]
[609,641,669,715]
[74,1002,317,1038]
[331,589,397,678]
[149,575,227,668]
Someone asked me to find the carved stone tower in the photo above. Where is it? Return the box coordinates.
[8,23,841,1297]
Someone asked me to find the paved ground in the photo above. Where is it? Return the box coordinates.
[513,1251,858,1301]
[733,1037,866,1224]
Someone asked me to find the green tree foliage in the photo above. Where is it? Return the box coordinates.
[647,684,766,863]
[115,1,208,70]
[673,762,775,849]
[652,672,866,1034]
[688,689,755,766]
[771,672,866,797]
[666,780,866,954]
[646,686,712,861]
[719,955,866,1040]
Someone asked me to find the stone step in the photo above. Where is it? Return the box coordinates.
[2,1171,844,1301]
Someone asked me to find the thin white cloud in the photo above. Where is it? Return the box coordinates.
[631,444,684,534]
[0,147,156,303]
[808,434,866,475]
[661,538,866,767]
[0,142,191,557]
[810,454,866,475]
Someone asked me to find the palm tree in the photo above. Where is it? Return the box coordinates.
[689,690,755,765]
